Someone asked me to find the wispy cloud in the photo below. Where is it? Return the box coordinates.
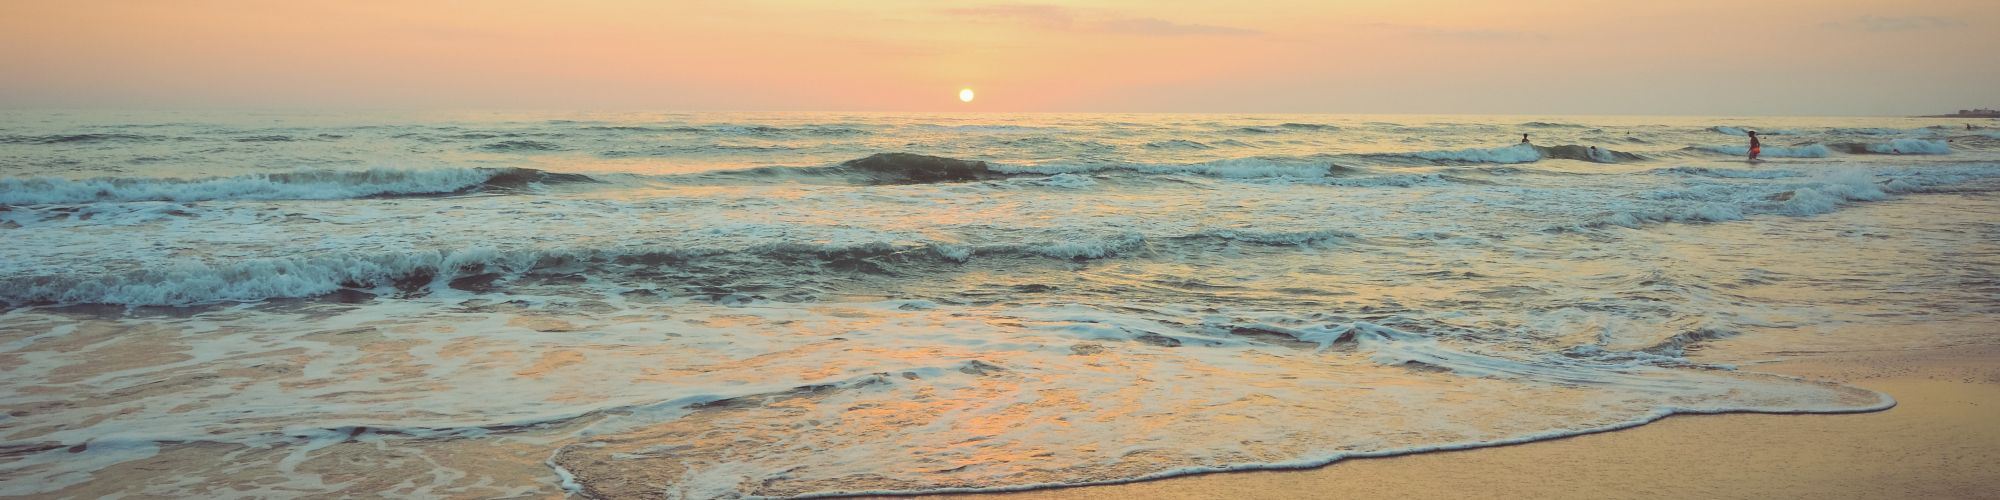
[941,4,1074,30]
[942,4,1259,37]
[1358,23,1548,42]
[1822,15,1967,32]
[1097,17,1258,37]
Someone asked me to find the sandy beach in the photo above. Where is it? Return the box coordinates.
[930,344,2000,500]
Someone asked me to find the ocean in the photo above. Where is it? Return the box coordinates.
[2,112,1997,498]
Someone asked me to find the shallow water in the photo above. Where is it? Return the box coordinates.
[2,112,1996,498]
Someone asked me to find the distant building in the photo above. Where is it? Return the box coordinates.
[1921,108,1997,118]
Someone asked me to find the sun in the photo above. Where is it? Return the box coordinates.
[959,88,975,103]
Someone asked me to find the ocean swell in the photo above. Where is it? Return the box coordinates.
[1691,144,1830,158]
[0,227,1379,307]
[0,167,596,205]
[1829,139,1951,155]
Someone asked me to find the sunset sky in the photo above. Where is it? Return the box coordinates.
[1,0,1993,115]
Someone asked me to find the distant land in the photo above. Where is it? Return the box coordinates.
[1920,108,2000,118]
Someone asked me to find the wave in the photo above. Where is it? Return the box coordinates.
[1177,228,1357,246]
[1691,144,1830,158]
[992,158,1343,179]
[1706,126,1799,137]
[1382,144,1541,164]
[598,143,800,157]
[1327,173,1462,187]
[1371,144,1648,164]
[579,124,867,136]
[0,167,596,205]
[689,153,1514,187]
[1825,127,1927,136]
[909,124,1050,134]
[0,133,164,144]
[1829,139,1950,155]
[1647,166,1804,179]
[837,153,1006,184]
[478,140,565,152]
[1279,123,1339,131]
[1142,139,1214,150]
[700,154,1349,185]
[1520,122,1587,128]
[1224,123,1338,134]
[1584,167,1994,230]
[1535,145,1645,163]
[1002,173,1097,189]
[0,227,1379,307]
[0,244,904,307]
[1223,123,1337,134]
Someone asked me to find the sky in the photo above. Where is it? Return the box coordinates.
[1,0,1994,115]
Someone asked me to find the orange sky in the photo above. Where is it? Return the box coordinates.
[1,0,1993,115]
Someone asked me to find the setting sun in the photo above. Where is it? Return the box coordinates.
[959,88,974,103]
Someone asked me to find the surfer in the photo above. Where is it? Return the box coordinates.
[1747,131,1762,162]
[1589,146,1600,161]
[1521,133,1530,144]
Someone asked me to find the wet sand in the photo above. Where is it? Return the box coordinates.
[928,344,2000,500]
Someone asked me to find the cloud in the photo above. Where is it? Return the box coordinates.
[942,4,1259,37]
[1096,17,1258,37]
[1822,15,1968,32]
[941,4,1073,30]
[1358,23,1548,42]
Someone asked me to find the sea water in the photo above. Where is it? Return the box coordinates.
[2,112,1997,498]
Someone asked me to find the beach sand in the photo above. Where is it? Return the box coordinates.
[925,344,2000,500]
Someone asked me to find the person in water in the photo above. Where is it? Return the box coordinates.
[1521,133,1530,144]
[1747,131,1762,161]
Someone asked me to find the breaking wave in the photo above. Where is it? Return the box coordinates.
[1584,167,1997,230]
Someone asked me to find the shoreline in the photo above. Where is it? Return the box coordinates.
[911,344,2000,500]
